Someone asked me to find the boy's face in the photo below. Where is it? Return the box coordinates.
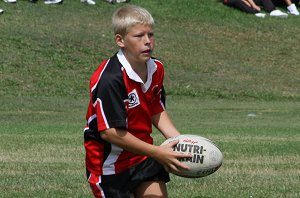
[116,24,154,67]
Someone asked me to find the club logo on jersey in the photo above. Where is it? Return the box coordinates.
[128,89,140,108]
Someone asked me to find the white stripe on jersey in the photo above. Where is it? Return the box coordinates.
[103,144,123,175]
[160,91,166,110]
[89,174,106,198]
[160,100,165,111]
[83,126,89,132]
[97,98,109,129]
[91,59,110,93]
[87,114,97,125]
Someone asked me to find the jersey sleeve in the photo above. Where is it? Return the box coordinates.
[151,60,166,116]
[91,63,128,132]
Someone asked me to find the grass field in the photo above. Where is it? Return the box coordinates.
[1,0,300,197]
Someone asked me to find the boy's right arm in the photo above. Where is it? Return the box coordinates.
[100,128,191,173]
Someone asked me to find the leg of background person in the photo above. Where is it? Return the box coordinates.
[292,0,300,4]
[224,0,259,13]
[283,0,292,5]
[259,0,289,16]
[283,0,300,14]
[241,0,251,7]
[272,0,297,6]
[271,0,287,6]
[255,0,276,12]
[272,0,299,15]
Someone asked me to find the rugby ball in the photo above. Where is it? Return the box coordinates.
[161,134,223,178]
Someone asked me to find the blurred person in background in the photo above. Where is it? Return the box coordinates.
[44,0,63,4]
[106,0,130,4]
[223,0,288,18]
[3,0,16,2]
[80,0,130,5]
[3,0,63,4]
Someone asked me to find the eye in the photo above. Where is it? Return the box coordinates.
[134,34,144,38]
[148,32,154,37]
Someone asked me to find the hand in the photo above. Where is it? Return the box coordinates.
[152,140,192,173]
[253,5,261,11]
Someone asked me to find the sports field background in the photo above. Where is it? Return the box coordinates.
[0,0,299,197]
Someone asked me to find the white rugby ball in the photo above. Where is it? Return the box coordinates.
[161,134,223,178]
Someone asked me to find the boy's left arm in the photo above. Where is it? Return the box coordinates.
[152,111,180,139]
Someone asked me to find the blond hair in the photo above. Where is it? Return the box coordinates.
[112,5,154,36]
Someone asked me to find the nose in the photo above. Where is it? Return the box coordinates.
[144,35,151,44]
[144,33,154,45]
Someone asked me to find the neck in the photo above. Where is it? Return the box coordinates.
[133,63,148,83]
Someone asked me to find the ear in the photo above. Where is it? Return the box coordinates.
[115,34,125,48]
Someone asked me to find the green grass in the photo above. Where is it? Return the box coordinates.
[1,0,300,197]
[1,0,300,100]
[1,97,299,197]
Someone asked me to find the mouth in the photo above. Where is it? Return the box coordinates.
[142,49,152,54]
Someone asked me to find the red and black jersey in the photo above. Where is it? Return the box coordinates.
[84,50,166,176]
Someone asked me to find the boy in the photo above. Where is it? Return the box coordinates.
[84,5,191,198]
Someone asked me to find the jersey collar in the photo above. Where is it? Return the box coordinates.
[117,49,157,92]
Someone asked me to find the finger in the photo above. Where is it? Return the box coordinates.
[176,161,190,170]
[168,163,181,173]
[167,139,179,148]
[163,165,170,173]
[172,158,190,170]
[175,152,193,159]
